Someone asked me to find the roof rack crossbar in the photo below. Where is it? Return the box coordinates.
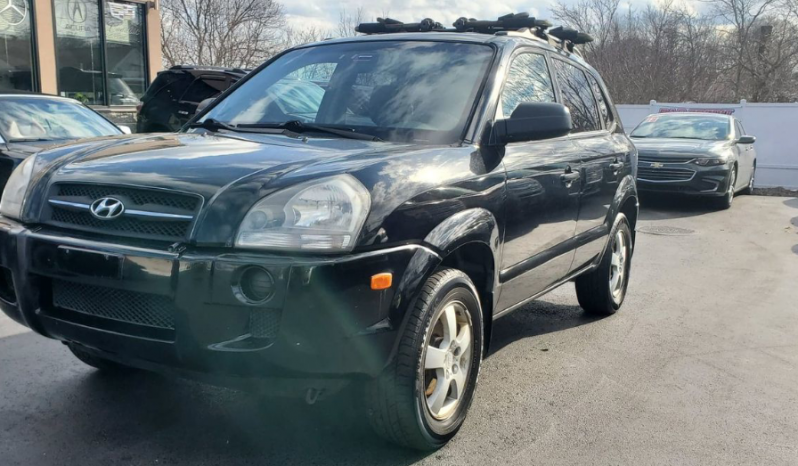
[355,17,453,34]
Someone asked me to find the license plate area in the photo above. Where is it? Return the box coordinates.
[55,246,123,280]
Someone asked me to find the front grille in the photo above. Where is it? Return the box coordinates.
[56,184,199,211]
[51,209,190,239]
[637,167,695,182]
[639,156,695,164]
[44,183,201,242]
[52,280,176,330]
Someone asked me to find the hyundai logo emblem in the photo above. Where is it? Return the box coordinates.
[90,197,125,220]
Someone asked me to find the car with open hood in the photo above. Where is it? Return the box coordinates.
[0,14,638,450]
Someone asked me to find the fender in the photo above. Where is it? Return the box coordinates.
[595,174,638,267]
[385,208,501,357]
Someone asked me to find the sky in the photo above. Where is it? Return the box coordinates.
[281,0,672,34]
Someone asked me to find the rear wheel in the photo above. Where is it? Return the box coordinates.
[575,214,633,316]
[741,162,755,195]
[68,343,136,373]
[366,268,483,450]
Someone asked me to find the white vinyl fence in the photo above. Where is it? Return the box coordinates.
[616,100,798,189]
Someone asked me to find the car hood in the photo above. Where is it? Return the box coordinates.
[631,138,731,158]
[25,131,469,246]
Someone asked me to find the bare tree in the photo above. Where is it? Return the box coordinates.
[161,0,284,69]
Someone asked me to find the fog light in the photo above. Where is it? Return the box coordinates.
[234,266,275,304]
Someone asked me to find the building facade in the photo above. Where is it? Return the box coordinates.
[0,0,161,124]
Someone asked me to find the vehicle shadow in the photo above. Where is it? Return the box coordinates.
[638,194,720,221]
[784,197,798,209]
[0,300,602,466]
[488,299,602,355]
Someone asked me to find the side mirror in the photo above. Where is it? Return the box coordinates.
[196,97,215,115]
[118,125,132,135]
[494,102,572,144]
[737,135,756,144]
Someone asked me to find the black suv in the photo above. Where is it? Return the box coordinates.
[0,14,638,450]
[136,65,248,133]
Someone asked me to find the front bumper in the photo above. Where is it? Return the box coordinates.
[0,216,436,391]
[636,163,732,196]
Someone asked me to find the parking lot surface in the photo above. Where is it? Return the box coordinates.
[2,195,797,466]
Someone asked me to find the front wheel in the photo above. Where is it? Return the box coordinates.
[715,166,737,209]
[366,268,483,450]
[575,214,633,316]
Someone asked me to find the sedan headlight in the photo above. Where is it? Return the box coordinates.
[235,175,371,252]
[0,156,36,220]
[693,158,727,166]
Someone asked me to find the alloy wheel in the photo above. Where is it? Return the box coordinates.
[422,301,474,421]
[609,229,628,302]
[727,167,736,205]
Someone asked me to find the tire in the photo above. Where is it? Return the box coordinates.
[575,214,633,316]
[68,343,136,373]
[715,165,737,209]
[741,162,755,195]
[366,268,483,450]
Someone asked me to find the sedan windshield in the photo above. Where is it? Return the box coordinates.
[0,97,121,142]
[199,41,495,144]
[630,114,731,141]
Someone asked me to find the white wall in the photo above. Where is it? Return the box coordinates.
[616,100,798,189]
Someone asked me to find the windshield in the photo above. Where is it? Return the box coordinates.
[0,97,121,142]
[630,114,731,140]
[199,41,495,144]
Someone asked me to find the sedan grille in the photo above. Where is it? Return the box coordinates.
[52,279,176,330]
[637,167,696,182]
[639,156,695,164]
[44,183,202,242]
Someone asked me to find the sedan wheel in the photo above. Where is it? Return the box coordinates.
[609,229,628,303]
[717,166,736,210]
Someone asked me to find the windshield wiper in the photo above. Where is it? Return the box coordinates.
[238,120,382,141]
[10,138,58,142]
[187,118,240,133]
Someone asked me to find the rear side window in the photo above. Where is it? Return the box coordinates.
[586,73,612,129]
[499,52,555,117]
[553,59,600,133]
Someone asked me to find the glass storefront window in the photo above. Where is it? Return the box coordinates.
[53,0,147,106]
[104,1,145,105]
[0,0,36,91]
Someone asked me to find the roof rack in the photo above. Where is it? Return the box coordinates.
[355,13,593,56]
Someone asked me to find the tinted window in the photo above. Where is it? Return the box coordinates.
[202,41,494,144]
[630,114,730,141]
[735,120,745,138]
[500,53,554,117]
[586,73,611,129]
[181,79,227,103]
[553,60,600,133]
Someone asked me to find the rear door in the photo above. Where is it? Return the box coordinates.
[552,59,631,270]
[496,50,583,312]
[734,119,755,187]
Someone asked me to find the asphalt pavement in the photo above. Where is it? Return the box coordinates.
[2,194,797,466]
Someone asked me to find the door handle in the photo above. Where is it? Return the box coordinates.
[560,171,581,186]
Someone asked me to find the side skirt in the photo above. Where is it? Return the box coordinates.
[493,260,597,320]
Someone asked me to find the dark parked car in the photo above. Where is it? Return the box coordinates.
[136,65,248,132]
[0,15,638,450]
[0,93,128,199]
[630,112,757,208]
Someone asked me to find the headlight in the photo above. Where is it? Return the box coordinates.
[235,175,371,252]
[693,158,727,166]
[0,156,36,220]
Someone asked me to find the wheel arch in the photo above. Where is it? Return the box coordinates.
[390,208,501,355]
